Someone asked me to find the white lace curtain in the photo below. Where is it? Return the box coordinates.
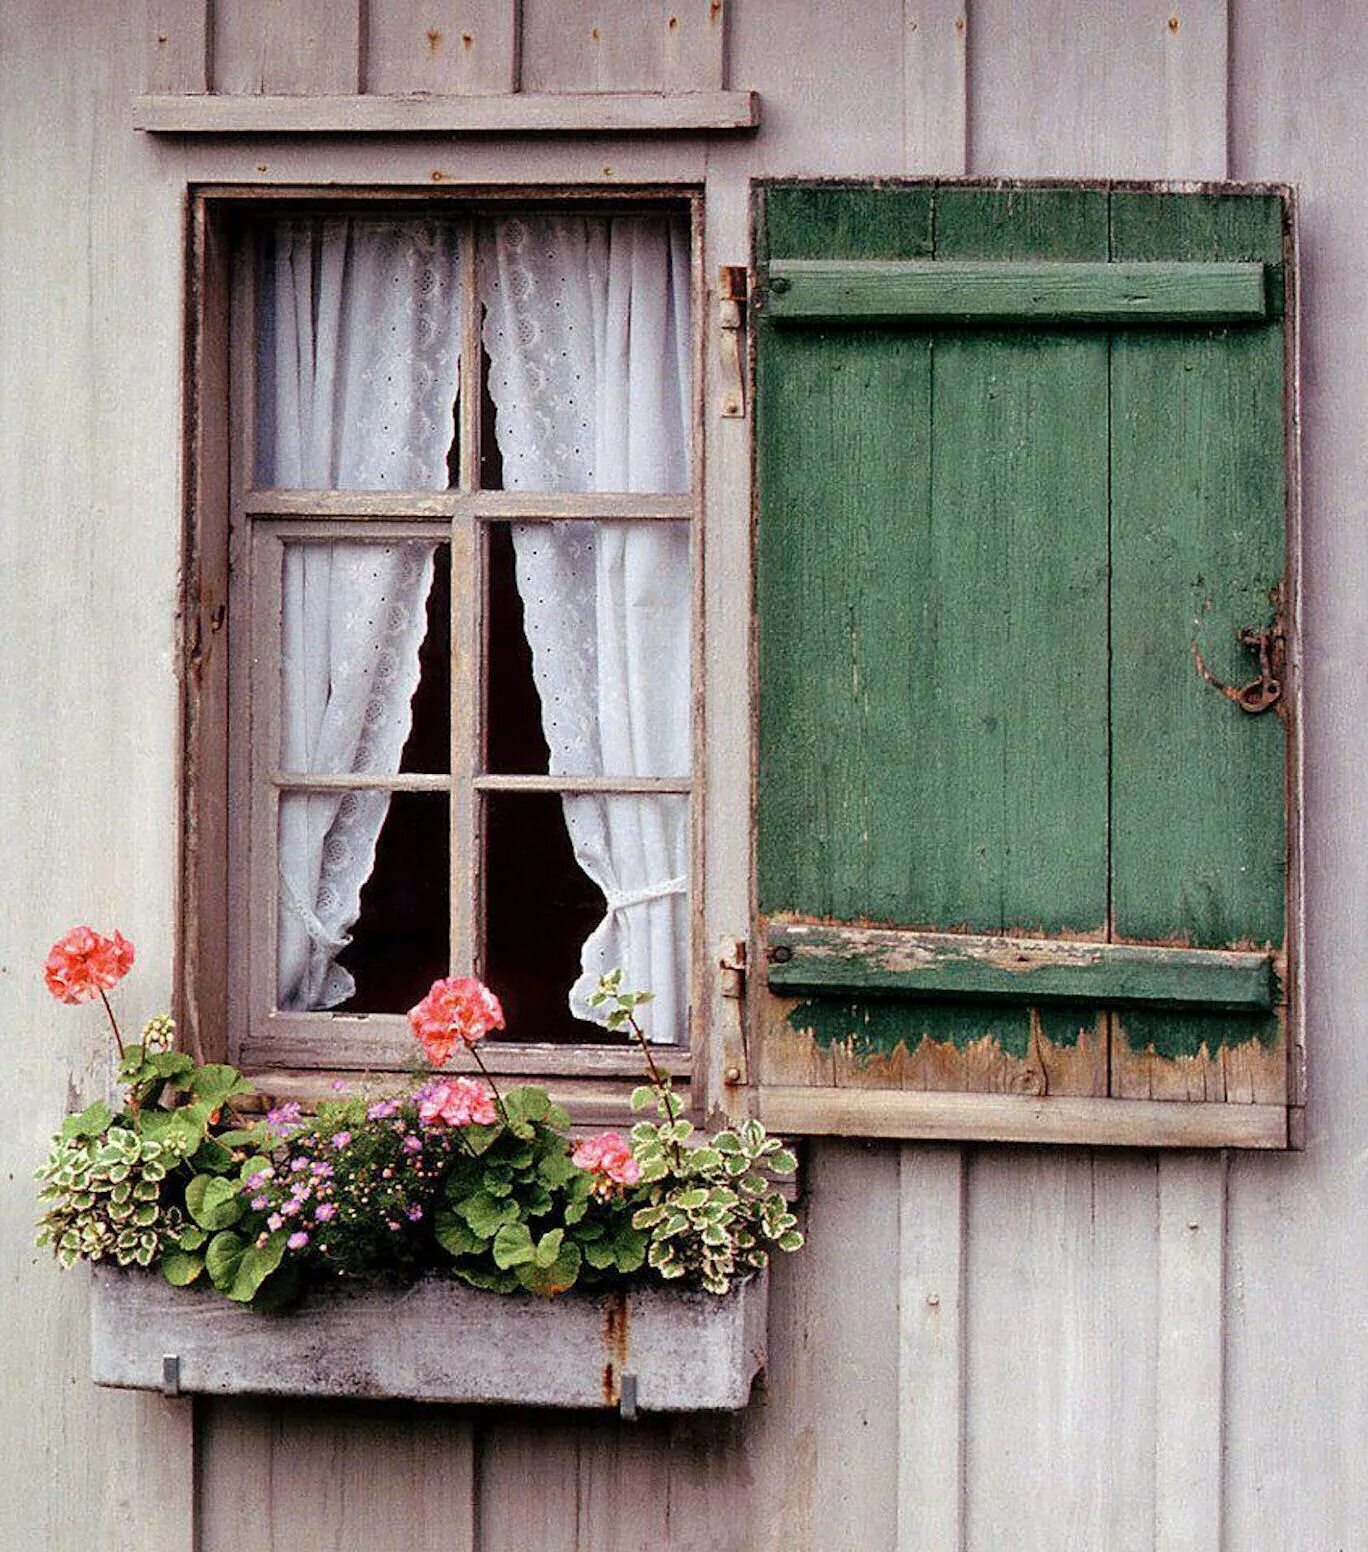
[262,218,462,1010]
[481,213,692,1041]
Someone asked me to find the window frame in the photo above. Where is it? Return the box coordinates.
[179,184,708,1120]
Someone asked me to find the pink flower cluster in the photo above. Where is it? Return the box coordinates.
[417,1076,497,1129]
[43,927,135,1004]
[571,1131,642,1196]
[408,976,504,1067]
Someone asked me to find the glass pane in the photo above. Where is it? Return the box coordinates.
[479,211,691,494]
[278,790,448,1014]
[279,540,449,776]
[484,521,690,778]
[483,792,688,1045]
[255,216,461,490]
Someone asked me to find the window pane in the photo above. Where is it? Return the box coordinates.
[279,540,449,776]
[255,216,461,490]
[278,790,449,1014]
[484,520,691,779]
[484,792,688,1045]
[480,212,691,494]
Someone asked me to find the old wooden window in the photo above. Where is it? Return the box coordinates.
[184,190,702,1117]
[750,181,1300,1150]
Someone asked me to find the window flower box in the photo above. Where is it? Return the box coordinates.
[90,1264,769,1413]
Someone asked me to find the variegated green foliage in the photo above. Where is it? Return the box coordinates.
[34,1121,181,1270]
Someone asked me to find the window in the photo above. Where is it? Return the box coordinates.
[183,191,702,1115]
[749,180,1299,1149]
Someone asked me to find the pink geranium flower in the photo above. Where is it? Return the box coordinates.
[417,1076,497,1129]
[408,976,504,1066]
[572,1131,642,1195]
[43,927,135,1004]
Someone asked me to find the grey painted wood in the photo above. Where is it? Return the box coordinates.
[133,89,760,133]
[92,1266,768,1411]
[1225,2,1368,1545]
[212,0,362,95]
[145,0,210,92]
[365,0,519,95]
[519,0,727,94]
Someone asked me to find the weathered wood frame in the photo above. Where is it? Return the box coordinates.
[180,184,708,1121]
[746,176,1304,1150]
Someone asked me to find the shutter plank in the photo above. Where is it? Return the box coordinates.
[765,259,1269,326]
[213,0,361,95]
[1109,192,1288,1104]
[766,923,1275,1011]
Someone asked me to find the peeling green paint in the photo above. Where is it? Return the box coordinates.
[786,998,1092,1061]
[1119,1009,1279,1059]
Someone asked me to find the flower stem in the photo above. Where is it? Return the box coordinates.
[624,1009,685,1174]
[97,988,126,1061]
[467,1045,508,1127]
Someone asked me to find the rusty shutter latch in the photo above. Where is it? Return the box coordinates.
[1193,618,1285,714]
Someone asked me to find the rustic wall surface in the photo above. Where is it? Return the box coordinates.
[2,2,1364,1548]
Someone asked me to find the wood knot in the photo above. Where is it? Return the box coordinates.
[1167,13,1180,31]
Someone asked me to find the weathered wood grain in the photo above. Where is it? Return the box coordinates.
[765,258,1268,325]
[1154,1154,1226,1552]
[902,0,968,174]
[964,1151,1161,1550]
[766,921,1275,1010]
[145,0,209,93]
[365,0,518,95]
[212,0,362,95]
[519,0,727,94]
[897,1145,966,1550]
[133,89,760,132]
[93,1266,767,1411]
[1109,191,1289,1102]
[199,1398,474,1552]
[759,1087,1287,1148]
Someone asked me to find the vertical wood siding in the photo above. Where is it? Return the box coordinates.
[3,1,1366,1548]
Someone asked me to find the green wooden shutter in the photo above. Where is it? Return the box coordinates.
[753,181,1295,1149]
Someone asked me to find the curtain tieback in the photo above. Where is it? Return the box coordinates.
[603,876,686,915]
[280,874,352,952]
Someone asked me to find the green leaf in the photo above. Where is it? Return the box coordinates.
[503,1086,551,1125]
[212,1127,261,1149]
[188,1064,249,1107]
[136,1106,207,1156]
[777,1230,804,1252]
[433,1209,482,1258]
[458,1190,520,1239]
[61,1102,113,1142]
[533,1228,565,1268]
[768,1148,798,1175]
[454,1264,520,1294]
[146,1051,195,1083]
[609,1224,647,1273]
[160,1251,205,1286]
[630,1085,656,1113]
[177,1225,207,1252]
[516,1240,582,1296]
[226,1233,287,1303]
[205,1230,246,1291]
[461,1122,501,1157]
[491,1222,535,1270]
[186,1173,244,1231]
[192,1137,236,1173]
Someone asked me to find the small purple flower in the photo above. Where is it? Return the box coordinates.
[310,1161,334,1178]
[287,1231,309,1251]
[265,1101,302,1130]
[290,1179,311,1200]
[281,1198,301,1217]
[245,1170,270,1190]
[315,1202,336,1223]
[289,1157,308,1173]
[330,1131,351,1149]
[366,1099,399,1120]
[402,1135,422,1154]
[251,1195,269,1211]
[406,1205,424,1222]
[267,1213,283,1232]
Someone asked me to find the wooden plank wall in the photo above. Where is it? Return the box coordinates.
[3,0,1366,1548]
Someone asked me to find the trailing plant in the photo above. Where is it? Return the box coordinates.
[37,926,803,1310]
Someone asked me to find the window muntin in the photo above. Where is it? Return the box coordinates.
[226,197,699,1079]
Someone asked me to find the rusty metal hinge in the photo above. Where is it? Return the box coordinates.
[718,266,748,419]
[718,936,749,1088]
[1193,615,1286,715]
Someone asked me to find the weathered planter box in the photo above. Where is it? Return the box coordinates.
[90,1265,768,1413]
